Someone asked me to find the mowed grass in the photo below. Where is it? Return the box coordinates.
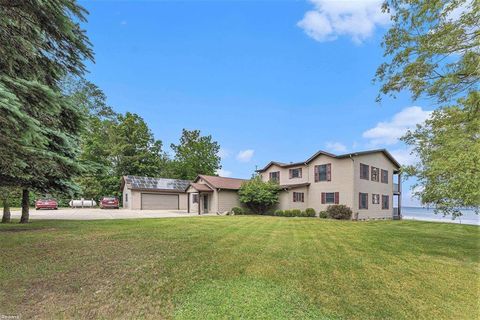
[0,217,479,319]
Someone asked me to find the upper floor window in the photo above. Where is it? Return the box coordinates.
[269,171,280,183]
[372,194,380,204]
[360,163,369,180]
[293,192,304,203]
[371,167,379,182]
[315,164,331,182]
[359,192,368,209]
[289,168,302,179]
[382,195,390,209]
[381,169,389,184]
[321,192,338,204]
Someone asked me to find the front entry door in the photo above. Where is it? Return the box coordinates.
[203,195,208,213]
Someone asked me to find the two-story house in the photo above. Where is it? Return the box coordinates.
[257,149,402,220]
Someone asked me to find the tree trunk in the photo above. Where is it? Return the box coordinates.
[19,188,29,224]
[1,197,10,223]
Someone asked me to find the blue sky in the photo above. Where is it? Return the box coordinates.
[80,0,437,206]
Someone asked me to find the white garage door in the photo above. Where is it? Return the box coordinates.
[141,193,179,210]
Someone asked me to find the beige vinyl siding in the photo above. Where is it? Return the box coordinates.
[277,192,291,211]
[130,190,142,210]
[217,190,242,213]
[186,183,221,214]
[178,193,188,210]
[307,155,354,213]
[353,153,397,219]
[187,185,202,213]
[260,151,399,219]
[276,187,309,211]
[260,164,309,185]
[122,184,132,209]
[207,190,218,214]
[187,187,199,213]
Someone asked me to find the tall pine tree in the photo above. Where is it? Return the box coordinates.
[0,1,93,223]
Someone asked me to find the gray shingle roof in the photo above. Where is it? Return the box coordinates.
[123,176,191,192]
[257,149,400,172]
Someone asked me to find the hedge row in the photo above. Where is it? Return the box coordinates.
[231,205,352,220]
[273,208,316,217]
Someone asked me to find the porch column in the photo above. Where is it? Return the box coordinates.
[198,192,201,215]
[187,192,190,213]
[398,172,402,219]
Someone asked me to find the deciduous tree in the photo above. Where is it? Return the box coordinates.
[375,0,479,216]
[238,177,280,214]
[375,0,479,103]
[170,129,221,180]
[77,111,169,200]
[402,93,480,216]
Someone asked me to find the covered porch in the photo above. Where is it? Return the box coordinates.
[187,183,214,215]
[393,170,402,220]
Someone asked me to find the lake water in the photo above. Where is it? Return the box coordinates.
[402,207,479,226]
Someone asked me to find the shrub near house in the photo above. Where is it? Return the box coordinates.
[326,205,352,220]
[238,177,280,214]
[272,209,316,218]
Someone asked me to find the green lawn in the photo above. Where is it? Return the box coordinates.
[1,217,478,319]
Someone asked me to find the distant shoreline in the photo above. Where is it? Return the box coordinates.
[402,207,479,226]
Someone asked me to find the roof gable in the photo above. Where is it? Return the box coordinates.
[336,149,401,168]
[189,183,214,192]
[194,175,248,190]
[257,149,400,172]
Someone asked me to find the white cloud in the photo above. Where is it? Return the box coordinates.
[445,0,472,22]
[297,0,390,44]
[236,149,255,163]
[218,148,230,159]
[390,146,417,166]
[216,169,232,177]
[362,106,432,146]
[326,141,347,153]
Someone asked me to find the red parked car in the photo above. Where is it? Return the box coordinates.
[100,196,119,209]
[35,198,58,210]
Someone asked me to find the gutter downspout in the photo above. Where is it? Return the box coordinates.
[349,154,358,221]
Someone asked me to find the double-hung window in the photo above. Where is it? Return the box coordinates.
[289,168,302,179]
[192,194,199,204]
[321,192,338,204]
[372,194,380,204]
[381,169,389,184]
[293,192,304,203]
[371,167,379,182]
[315,164,331,182]
[360,164,369,180]
[269,171,280,183]
[382,195,389,209]
[359,193,368,209]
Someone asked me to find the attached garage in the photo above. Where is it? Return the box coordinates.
[121,176,191,210]
[141,193,179,210]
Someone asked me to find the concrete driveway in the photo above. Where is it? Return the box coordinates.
[9,208,206,220]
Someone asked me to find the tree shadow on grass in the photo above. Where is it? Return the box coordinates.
[0,227,57,233]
